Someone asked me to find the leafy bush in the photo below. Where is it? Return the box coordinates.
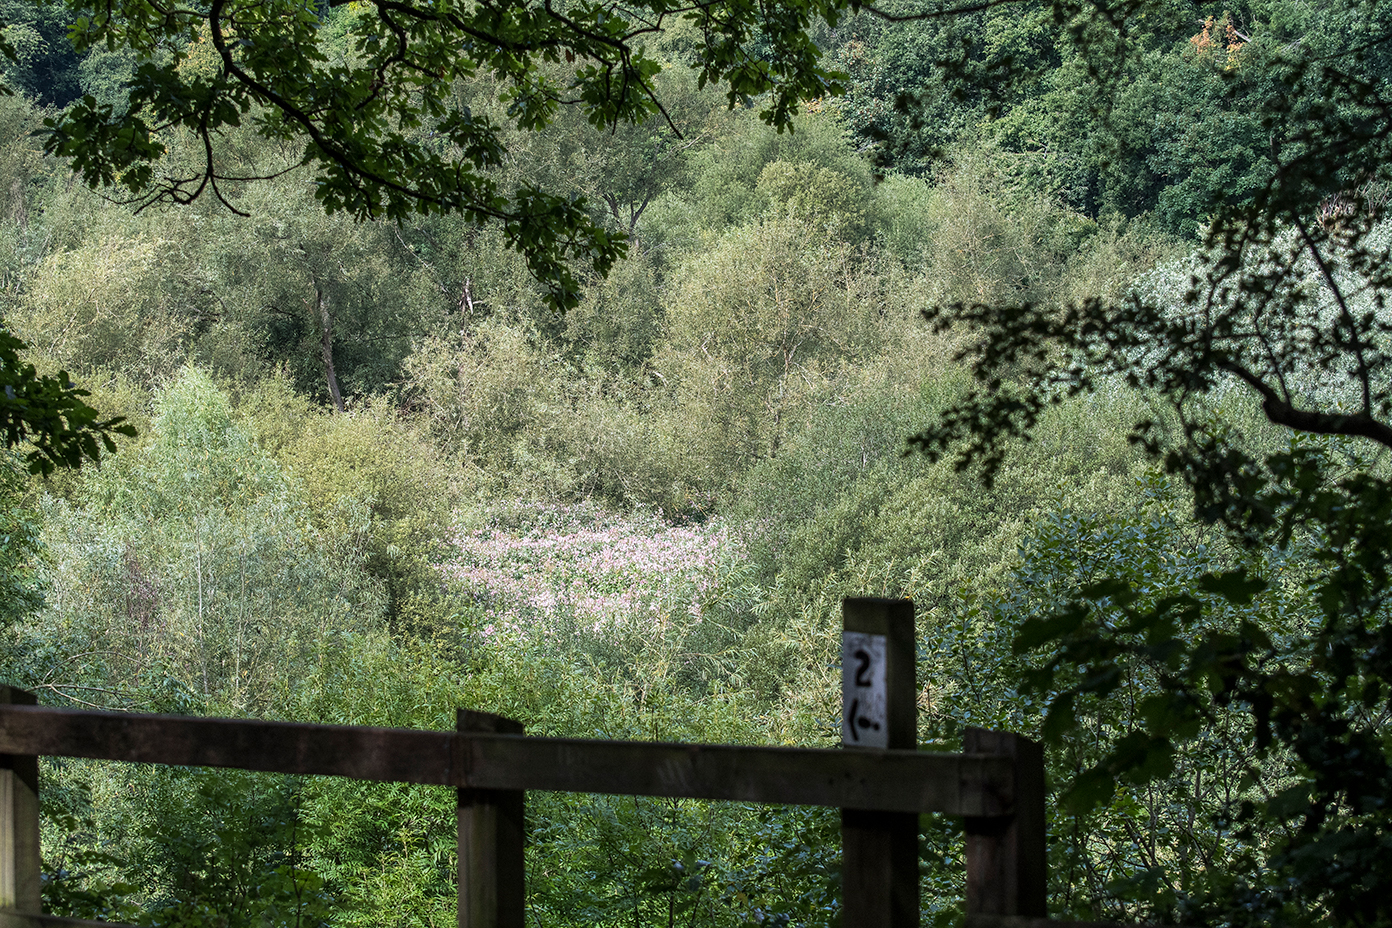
[236,375,460,633]
[0,452,44,628]
[17,368,387,713]
[659,217,893,480]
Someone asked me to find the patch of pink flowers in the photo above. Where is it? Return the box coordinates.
[446,504,742,638]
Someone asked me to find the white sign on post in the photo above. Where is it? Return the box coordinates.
[841,631,887,748]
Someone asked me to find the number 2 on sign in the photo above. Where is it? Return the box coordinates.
[841,632,887,748]
[854,649,872,687]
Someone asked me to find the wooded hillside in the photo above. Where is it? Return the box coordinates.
[1,0,1390,924]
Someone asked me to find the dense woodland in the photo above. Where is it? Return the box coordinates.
[0,0,1389,925]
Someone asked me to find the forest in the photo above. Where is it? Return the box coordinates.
[1,0,1391,924]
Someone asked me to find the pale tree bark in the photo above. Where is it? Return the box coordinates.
[460,277,476,340]
[315,285,345,413]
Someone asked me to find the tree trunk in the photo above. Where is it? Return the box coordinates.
[460,277,475,339]
[316,286,345,412]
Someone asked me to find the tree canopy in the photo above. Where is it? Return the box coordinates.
[0,330,133,474]
[35,0,869,309]
[0,0,875,471]
[0,0,879,472]
[902,0,1392,922]
[8,0,1392,922]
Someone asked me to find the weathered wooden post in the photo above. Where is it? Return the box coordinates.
[0,686,40,928]
[963,727,1046,919]
[457,710,525,928]
[840,597,918,928]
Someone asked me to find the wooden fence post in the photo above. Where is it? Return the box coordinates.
[840,597,918,928]
[457,710,525,928]
[0,686,40,927]
[963,728,1046,919]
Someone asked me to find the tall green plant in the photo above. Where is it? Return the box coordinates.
[27,368,385,712]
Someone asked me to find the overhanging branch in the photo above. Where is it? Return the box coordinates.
[1220,360,1392,450]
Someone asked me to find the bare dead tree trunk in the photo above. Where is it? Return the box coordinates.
[460,277,475,339]
[316,286,345,413]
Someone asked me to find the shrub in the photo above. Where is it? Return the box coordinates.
[20,367,387,713]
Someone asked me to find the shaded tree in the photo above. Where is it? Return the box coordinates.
[911,0,1392,922]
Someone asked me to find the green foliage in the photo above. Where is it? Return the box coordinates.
[0,329,134,475]
[731,366,1155,731]
[0,450,42,626]
[0,91,52,241]
[402,318,561,467]
[34,0,861,309]
[42,780,142,923]
[0,2,1317,922]
[43,766,331,928]
[236,376,460,632]
[660,217,891,475]
[983,472,1262,921]
[756,160,872,243]
[25,368,386,711]
[122,770,330,928]
[834,0,1392,238]
[903,0,1392,920]
[0,0,81,106]
[669,108,878,238]
[480,63,731,245]
[913,146,1095,308]
[11,232,203,384]
[1011,436,1392,925]
[194,178,452,402]
[563,248,665,373]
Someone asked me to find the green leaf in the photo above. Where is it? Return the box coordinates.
[1198,569,1267,606]
[1065,767,1116,812]
[1041,691,1077,741]
[1013,605,1089,652]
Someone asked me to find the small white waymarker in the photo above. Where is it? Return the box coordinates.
[841,629,888,747]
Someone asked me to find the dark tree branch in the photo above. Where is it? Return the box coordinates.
[1219,359,1392,449]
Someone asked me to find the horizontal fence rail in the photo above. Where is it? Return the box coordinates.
[0,704,1016,816]
[0,600,1182,928]
[0,913,136,928]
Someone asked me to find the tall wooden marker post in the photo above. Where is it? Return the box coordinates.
[458,710,526,928]
[841,597,919,928]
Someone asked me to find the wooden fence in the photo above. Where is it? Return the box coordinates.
[0,598,1088,928]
